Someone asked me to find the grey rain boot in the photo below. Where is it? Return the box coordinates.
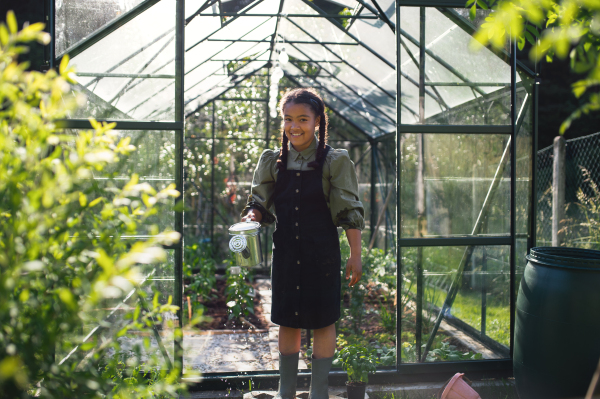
[308,356,334,399]
[275,351,299,399]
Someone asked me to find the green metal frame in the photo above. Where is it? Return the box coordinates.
[50,0,540,388]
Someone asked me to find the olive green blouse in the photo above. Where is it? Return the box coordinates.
[242,137,365,231]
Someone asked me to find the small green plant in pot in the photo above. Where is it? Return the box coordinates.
[337,344,378,399]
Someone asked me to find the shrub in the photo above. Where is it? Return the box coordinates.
[0,12,184,398]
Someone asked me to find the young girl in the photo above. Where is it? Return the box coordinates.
[242,88,364,399]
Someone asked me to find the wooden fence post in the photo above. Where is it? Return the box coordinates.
[552,136,566,247]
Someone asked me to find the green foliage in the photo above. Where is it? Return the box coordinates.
[375,346,396,367]
[339,8,353,29]
[339,235,398,335]
[428,342,483,361]
[184,242,217,303]
[561,167,600,248]
[0,12,185,398]
[101,358,181,399]
[225,266,255,321]
[378,301,397,335]
[337,344,378,384]
[468,0,600,133]
[574,168,600,246]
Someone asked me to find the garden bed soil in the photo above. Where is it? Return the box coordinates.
[191,277,479,360]
[335,283,476,357]
[193,279,269,330]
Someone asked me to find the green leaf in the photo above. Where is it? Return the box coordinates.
[466,0,475,6]
[89,197,103,207]
[6,11,17,34]
[517,35,526,51]
[79,192,87,207]
[526,25,539,38]
[476,0,488,10]
[58,288,76,310]
[470,4,477,21]
[80,342,95,351]
[525,31,536,46]
[59,54,70,75]
[0,24,9,45]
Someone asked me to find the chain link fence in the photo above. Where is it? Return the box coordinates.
[537,132,600,249]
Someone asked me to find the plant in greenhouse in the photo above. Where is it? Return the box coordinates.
[469,0,600,133]
[184,242,217,303]
[375,346,396,367]
[377,300,397,335]
[429,342,483,362]
[0,12,185,398]
[225,266,255,323]
[338,344,378,385]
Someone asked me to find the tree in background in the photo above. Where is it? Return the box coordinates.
[0,11,189,398]
[469,0,600,133]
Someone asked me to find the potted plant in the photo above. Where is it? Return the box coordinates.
[337,344,378,399]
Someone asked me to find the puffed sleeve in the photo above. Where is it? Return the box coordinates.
[241,149,278,226]
[327,149,365,231]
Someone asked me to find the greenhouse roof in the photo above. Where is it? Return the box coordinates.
[63,0,531,139]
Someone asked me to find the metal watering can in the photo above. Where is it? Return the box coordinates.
[228,221,262,267]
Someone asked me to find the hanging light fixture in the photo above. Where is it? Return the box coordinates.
[272,65,284,82]
[278,47,289,66]
[269,59,285,119]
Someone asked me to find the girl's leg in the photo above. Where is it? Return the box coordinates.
[311,324,336,359]
[276,326,301,399]
[309,324,336,399]
[279,326,301,355]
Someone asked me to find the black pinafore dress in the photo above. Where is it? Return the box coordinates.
[270,145,342,330]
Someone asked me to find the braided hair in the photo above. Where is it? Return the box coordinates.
[276,88,329,171]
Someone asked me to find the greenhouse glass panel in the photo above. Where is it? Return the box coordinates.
[281,1,356,45]
[400,133,511,238]
[400,245,510,363]
[67,0,176,120]
[399,6,516,125]
[55,0,146,56]
[56,237,176,368]
[66,129,176,236]
[346,19,395,67]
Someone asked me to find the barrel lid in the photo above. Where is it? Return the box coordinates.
[229,221,260,233]
[527,247,600,271]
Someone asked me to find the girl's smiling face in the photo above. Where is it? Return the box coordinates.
[283,102,320,152]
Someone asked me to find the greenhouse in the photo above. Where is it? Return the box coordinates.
[17,0,538,392]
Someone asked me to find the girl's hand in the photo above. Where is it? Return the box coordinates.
[242,208,262,222]
[345,255,362,287]
[345,228,362,287]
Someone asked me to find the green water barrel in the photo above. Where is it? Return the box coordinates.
[514,247,600,399]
